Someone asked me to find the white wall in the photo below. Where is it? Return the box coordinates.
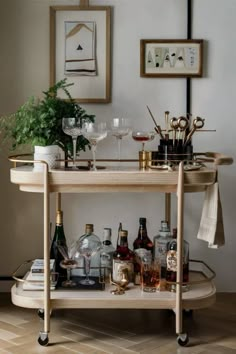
[0,0,235,291]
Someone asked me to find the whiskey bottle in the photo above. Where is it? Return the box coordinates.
[133,217,153,285]
[166,228,189,291]
[50,210,67,277]
[153,220,172,284]
[100,228,115,281]
[112,230,134,283]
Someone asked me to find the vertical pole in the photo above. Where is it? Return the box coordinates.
[165,193,171,228]
[186,0,192,127]
[80,0,89,7]
[176,162,184,335]
[43,162,50,333]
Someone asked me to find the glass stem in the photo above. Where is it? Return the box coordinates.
[91,144,97,171]
[84,257,91,281]
[67,268,71,282]
[72,136,77,167]
[117,137,122,160]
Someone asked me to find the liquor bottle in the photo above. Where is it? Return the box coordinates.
[78,224,101,279]
[166,228,189,291]
[50,210,67,277]
[100,228,115,281]
[153,220,172,286]
[112,230,134,283]
[133,217,154,285]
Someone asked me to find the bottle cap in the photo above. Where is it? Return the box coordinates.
[160,220,170,232]
[139,217,146,225]
[56,210,63,225]
[103,227,112,241]
[85,224,94,233]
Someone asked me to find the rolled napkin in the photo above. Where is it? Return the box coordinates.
[197,175,225,248]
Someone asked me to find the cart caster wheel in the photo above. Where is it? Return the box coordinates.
[183,309,193,317]
[177,333,189,346]
[38,332,49,346]
[37,309,44,320]
[37,309,52,320]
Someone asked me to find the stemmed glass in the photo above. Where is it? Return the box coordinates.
[77,234,101,285]
[110,118,132,160]
[58,241,79,288]
[62,117,82,169]
[132,131,156,151]
[81,121,107,171]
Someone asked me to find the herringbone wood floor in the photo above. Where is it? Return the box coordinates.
[0,293,235,353]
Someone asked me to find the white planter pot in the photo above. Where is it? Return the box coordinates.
[33,145,60,172]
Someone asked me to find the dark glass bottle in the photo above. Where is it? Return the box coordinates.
[50,210,67,277]
[112,230,134,283]
[166,228,189,291]
[133,217,153,285]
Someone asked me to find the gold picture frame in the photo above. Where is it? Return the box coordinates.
[50,6,111,103]
[140,39,203,78]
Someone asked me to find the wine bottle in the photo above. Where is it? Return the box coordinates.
[166,228,189,292]
[50,210,67,277]
[133,217,153,285]
[112,230,134,283]
[100,228,115,281]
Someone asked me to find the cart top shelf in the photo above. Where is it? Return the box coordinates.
[10,165,217,193]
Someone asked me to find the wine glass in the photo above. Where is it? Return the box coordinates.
[110,118,132,160]
[62,117,82,169]
[132,131,156,151]
[77,232,101,286]
[58,241,79,288]
[81,121,107,171]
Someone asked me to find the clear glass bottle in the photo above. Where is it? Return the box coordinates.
[50,210,67,278]
[133,217,154,285]
[153,220,172,284]
[100,228,115,281]
[166,228,189,292]
[112,230,134,283]
[77,224,101,284]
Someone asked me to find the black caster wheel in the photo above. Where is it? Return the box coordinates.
[37,309,44,320]
[177,333,189,346]
[38,332,49,346]
[37,309,52,320]
[183,309,193,317]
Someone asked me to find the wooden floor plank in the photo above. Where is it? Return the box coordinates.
[0,293,236,353]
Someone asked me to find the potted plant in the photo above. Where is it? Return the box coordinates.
[0,79,95,169]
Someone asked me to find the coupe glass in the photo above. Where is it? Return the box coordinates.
[58,241,79,288]
[110,118,132,160]
[81,121,107,171]
[132,131,156,151]
[77,234,101,285]
[62,117,82,169]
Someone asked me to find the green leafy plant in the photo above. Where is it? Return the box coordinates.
[0,79,95,157]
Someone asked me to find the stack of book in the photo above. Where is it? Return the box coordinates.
[23,259,57,290]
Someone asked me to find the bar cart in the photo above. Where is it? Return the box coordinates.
[9,152,233,347]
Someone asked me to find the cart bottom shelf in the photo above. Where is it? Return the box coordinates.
[11,272,216,311]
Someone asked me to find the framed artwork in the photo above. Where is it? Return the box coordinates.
[140,39,203,78]
[50,6,111,103]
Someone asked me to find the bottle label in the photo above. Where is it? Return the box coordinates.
[112,260,134,283]
[166,250,177,272]
[154,239,170,265]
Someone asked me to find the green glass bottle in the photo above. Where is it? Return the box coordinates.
[50,210,67,277]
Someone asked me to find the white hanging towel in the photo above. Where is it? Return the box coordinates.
[197,173,225,249]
